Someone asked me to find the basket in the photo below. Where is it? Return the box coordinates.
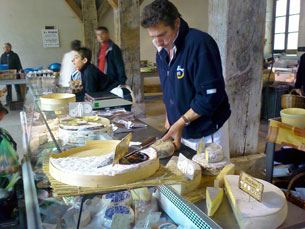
[281,89,305,109]
[0,70,17,80]
[285,172,305,210]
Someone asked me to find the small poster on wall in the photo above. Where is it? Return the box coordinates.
[42,29,60,48]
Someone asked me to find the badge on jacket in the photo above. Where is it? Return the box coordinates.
[177,65,184,79]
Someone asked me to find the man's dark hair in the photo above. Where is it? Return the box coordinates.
[77,47,92,63]
[96,26,109,33]
[4,43,12,49]
[71,40,81,51]
[141,0,181,29]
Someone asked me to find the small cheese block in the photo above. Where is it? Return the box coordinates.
[39,133,48,145]
[224,175,288,229]
[166,156,201,195]
[151,139,175,159]
[214,163,235,188]
[102,191,132,206]
[206,187,224,216]
[131,187,152,201]
[205,143,224,163]
[73,210,91,228]
[104,205,134,228]
[110,214,131,229]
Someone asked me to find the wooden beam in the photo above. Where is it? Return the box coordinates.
[209,0,266,156]
[107,0,118,10]
[97,0,111,20]
[64,0,83,22]
[81,0,99,65]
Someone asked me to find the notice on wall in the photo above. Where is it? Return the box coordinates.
[42,29,60,48]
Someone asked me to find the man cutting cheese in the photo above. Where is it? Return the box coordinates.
[141,0,231,154]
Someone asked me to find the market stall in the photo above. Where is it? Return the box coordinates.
[13,79,305,229]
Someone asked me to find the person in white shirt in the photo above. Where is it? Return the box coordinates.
[59,40,81,87]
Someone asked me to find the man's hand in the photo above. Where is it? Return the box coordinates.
[162,118,185,150]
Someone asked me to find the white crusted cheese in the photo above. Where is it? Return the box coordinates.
[102,191,132,206]
[205,143,224,163]
[224,175,288,229]
[50,147,157,176]
[166,156,201,195]
[104,205,134,228]
[192,153,228,176]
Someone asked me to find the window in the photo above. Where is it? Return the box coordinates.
[273,0,300,53]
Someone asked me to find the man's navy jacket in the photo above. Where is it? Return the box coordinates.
[156,18,231,139]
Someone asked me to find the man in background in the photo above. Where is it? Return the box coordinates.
[95,27,127,92]
[59,40,81,87]
[0,43,22,106]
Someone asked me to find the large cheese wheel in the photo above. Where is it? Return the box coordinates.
[224,175,288,229]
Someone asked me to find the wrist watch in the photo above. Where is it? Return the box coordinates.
[181,115,191,126]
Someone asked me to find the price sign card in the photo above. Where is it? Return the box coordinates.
[238,171,264,202]
[177,153,196,180]
[69,102,93,117]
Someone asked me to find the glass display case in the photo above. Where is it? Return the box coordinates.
[20,79,223,228]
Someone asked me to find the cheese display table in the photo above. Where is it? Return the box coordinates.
[265,117,305,182]
[19,81,305,228]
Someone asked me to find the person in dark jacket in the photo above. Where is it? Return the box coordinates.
[72,47,111,101]
[96,26,127,90]
[141,0,231,154]
[295,53,305,96]
[0,43,22,105]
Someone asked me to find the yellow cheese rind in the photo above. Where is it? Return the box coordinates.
[166,156,201,195]
[206,187,224,216]
[131,188,152,201]
[214,163,235,188]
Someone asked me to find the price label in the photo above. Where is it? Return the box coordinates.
[238,171,264,202]
[69,102,93,117]
[177,153,196,180]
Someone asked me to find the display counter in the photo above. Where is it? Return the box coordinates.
[19,80,305,229]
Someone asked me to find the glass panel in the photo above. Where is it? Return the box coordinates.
[287,32,298,49]
[274,33,285,50]
[288,15,299,32]
[275,16,286,33]
[290,0,300,14]
[276,0,287,16]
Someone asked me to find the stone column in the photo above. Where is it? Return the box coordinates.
[115,0,143,103]
[209,0,267,157]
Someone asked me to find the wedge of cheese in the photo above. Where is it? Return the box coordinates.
[131,187,152,201]
[214,163,235,188]
[224,175,288,229]
[206,187,224,216]
[166,156,201,195]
